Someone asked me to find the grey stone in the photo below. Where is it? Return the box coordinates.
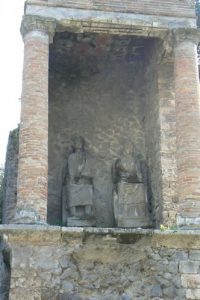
[167,262,178,274]
[171,250,188,261]
[59,294,82,300]
[159,248,175,257]
[150,285,163,297]
[61,268,79,280]
[163,286,177,298]
[30,254,60,271]
[113,141,151,228]
[189,250,200,261]
[121,293,132,300]
[62,281,74,292]
[26,5,196,30]
[13,208,41,224]
[179,261,200,274]
[59,256,70,268]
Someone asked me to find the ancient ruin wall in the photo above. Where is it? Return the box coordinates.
[5,227,200,300]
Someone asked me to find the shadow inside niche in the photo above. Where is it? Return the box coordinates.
[0,237,11,300]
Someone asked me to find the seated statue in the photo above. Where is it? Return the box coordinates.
[62,136,95,227]
[113,140,151,228]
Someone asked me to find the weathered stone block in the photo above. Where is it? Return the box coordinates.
[179,261,200,274]
[182,274,200,288]
[189,250,200,261]
[150,285,163,297]
[186,288,200,300]
[117,183,151,228]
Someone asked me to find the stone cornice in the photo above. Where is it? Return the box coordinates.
[1,225,200,249]
[173,28,200,46]
[20,15,56,43]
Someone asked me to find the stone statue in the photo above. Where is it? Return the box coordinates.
[113,140,151,228]
[62,136,95,227]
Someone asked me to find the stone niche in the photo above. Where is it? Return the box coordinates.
[48,31,161,228]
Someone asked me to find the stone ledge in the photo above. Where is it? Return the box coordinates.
[25,0,196,19]
[1,225,200,248]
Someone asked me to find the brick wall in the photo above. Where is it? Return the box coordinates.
[143,40,178,227]
[174,40,200,219]
[26,0,195,18]
[157,59,178,226]
[17,31,49,222]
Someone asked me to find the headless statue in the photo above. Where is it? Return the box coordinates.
[62,136,95,227]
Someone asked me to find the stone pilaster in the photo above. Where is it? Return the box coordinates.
[173,29,200,227]
[15,16,56,224]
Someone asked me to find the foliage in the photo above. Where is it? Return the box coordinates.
[160,224,178,231]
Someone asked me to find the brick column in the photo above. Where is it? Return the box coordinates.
[15,16,56,223]
[174,29,200,226]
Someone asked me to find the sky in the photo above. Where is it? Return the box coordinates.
[0,1,25,166]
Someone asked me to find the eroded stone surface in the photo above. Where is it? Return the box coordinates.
[0,239,10,300]
[0,226,200,300]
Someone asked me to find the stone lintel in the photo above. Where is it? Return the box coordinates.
[20,14,56,43]
[25,0,196,19]
[2,225,200,249]
[25,5,196,33]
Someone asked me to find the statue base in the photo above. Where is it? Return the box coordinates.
[115,183,152,228]
[13,208,45,224]
[67,217,96,227]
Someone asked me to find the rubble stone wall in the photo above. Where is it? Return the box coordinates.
[3,226,200,300]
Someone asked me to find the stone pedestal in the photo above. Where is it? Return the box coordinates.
[64,183,95,227]
[15,16,56,224]
[115,183,151,228]
[174,29,200,226]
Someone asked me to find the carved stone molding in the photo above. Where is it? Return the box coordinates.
[20,15,56,43]
[173,28,200,46]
